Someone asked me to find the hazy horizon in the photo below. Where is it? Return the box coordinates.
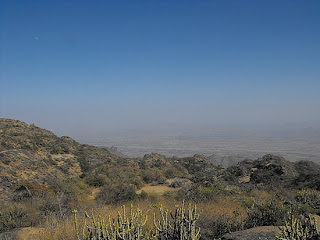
[1,1,320,148]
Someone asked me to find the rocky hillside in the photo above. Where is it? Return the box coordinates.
[0,119,133,201]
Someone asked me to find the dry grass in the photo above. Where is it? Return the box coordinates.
[89,187,101,200]
[249,189,272,199]
[165,178,175,184]
[31,216,76,240]
[136,184,179,195]
[17,227,45,240]
[239,175,251,183]
[197,197,246,220]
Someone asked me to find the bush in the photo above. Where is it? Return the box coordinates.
[200,210,246,238]
[142,170,164,184]
[0,203,41,233]
[97,182,137,205]
[186,183,225,202]
[86,174,108,187]
[245,197,286,228]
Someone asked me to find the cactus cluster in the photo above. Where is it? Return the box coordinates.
[153,202,200,240]
[296,189,320,212]
[73,206,149,240]
[73,202,200,240]
[276,214,320,240]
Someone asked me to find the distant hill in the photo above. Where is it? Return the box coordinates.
[102,146,127,157]
[209,153,249,168]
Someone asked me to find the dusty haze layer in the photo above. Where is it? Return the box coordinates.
[73,123,320,164]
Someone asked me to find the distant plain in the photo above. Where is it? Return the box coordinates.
[76,125,320,164]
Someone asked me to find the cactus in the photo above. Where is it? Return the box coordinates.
[73,205,148,240]
[153,201,200,240]
[73,202,201,240]
[296,189,320,212]
[276,214,320,240]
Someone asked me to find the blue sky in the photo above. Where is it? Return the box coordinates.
[1,0,320,137]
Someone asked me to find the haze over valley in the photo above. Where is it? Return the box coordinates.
[75,123,320,164]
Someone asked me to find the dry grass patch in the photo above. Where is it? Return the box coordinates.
[197,197,247,239]
[197,197,246,220]
[33,216,76,240]
[17,227,45,240]
[136,184,178,195]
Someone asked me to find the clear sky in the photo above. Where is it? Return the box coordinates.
[1,0,320,137]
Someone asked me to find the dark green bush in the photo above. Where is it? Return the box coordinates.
[97,182,137,204]
[142,170,164,184]
[0,203,41,233]
[86,173,108,187]
[198,210,245,239]
[186,183,225,202]
[245,197,286,228]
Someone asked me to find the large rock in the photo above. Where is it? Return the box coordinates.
[220,226,280,240]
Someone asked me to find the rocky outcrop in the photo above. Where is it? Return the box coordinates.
[223,154,320,190]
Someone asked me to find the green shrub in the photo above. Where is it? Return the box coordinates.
[246,197,286,228]
[199,210,246,239]
[97,182,137,205]
[187,184,224,202]
[0,203,41,233]
[142,170,164,184]
[86,173,108,187]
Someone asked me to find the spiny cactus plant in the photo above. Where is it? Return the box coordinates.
[73,202,201,240]
[276,214,320,240]
[153,201,200,240]
[73,205,149,240]
[296,189,320,212]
